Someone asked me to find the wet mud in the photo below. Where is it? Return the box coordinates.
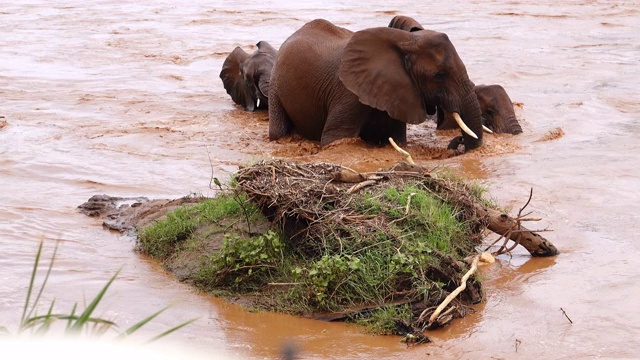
[77,194,202,234]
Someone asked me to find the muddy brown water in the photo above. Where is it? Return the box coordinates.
[1,1,639,358]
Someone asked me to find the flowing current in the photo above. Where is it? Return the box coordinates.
[1,1,639,358]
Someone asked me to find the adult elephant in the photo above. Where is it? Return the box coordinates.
[220,41,277,111]
[438,84,523,134]
[268,19,483,150]
[387,16,522,136]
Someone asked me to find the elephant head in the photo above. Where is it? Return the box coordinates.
[220,41,277,111]
[387,15,424,32]
[338,27,483,150]
[473,84,522,134]
[437,84,523,135]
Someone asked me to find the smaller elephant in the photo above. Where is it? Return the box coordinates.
[220,41,277,111]
[438,84,523,135]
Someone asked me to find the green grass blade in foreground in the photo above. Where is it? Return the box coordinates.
[144,317,199,344]
[6,243,195,340]
[24,314,116,331]
[65,303,78,332]
[115,306,170,340]
[20,241,59,332]
[20,241,43,328]
[33,299,57,335]
[67,269,121,335]
[115,306,200,341]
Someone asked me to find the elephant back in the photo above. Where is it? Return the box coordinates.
[270,19,356,140]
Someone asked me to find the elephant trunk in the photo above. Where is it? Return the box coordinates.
[501,114,523,134]
[457,89,483,150]
[243,91,257,112]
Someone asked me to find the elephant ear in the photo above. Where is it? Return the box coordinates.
[257,75,270,99]
[256,41,277,56]
[388,15,424,32]
[220,46,251,105]
[339,27,427,124]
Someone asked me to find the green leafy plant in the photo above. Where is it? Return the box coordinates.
[195,230,288,290]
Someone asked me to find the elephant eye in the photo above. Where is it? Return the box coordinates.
[485,108,495,117]
[434,71,447,82]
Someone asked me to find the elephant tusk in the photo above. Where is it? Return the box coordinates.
[452,112,478,139]
[482,125,493,134]
[256,98,261,108]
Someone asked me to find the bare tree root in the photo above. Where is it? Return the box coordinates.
[483,208,558,257]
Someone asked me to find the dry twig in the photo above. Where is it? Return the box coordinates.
[560,307,573,324]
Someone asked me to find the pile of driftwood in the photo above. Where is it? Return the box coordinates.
[237,160,557,258]
[234,159,557,340]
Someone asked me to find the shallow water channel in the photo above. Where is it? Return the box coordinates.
[1,1,639,358]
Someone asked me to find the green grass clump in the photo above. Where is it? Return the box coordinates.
[138,192,290,294]
[431,167,499,209]
[261,181,473,313]
[138,205,200,258]
[354,305,414,335]
[137,194,258,259]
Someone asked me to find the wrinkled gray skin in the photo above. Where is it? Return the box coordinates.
[220,41,277,111]
[438,84,523,134]
[269,19,483,150]
[388,15,523,138]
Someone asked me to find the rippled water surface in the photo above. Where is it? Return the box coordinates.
[1,1,639,358]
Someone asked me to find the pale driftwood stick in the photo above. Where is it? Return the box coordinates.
[405,192,417,215]
[267,282,300,286]
[388,137,415,165]
[346,180,378,194]
[518,217,543,222]
[422,255,480,327]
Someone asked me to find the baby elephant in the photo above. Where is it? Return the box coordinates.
[438,84,523,135]
[220,41,277,111]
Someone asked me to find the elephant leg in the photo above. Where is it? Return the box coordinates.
[447,136,464,150]
[320,104,368,146]
[268,93,293,141]
[359,115,407,145]
[386,119,407,145]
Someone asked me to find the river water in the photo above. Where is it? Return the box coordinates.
[1,1,638,358]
